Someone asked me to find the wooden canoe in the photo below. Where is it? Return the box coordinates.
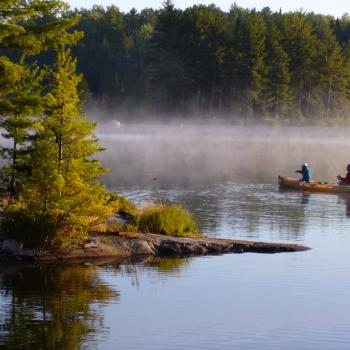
[278,176,350,194]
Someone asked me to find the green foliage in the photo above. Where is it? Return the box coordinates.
[107,222,139,235]
[0,1,82,198]
[57,5,350,122]
[136,204,200,237]
[108,193,139,216]
[9,49,118,245]
[0,205,81,247]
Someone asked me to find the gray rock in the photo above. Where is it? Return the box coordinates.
[131,240,155,255]
[84,242,98,249]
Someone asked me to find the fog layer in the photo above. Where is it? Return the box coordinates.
[97,123,350,187]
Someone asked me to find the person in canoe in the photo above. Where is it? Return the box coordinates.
[295,163,312,182]
[337,164,350,186]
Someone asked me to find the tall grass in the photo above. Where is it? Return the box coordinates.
[136,204,200,237]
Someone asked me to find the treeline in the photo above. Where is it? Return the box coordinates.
[65,1,350,121]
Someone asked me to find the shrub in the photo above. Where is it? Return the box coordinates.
[107,222,138,234]
[136,204,200,237]
[0,206,87,248]
[109,193,139,216]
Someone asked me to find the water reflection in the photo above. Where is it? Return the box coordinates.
[117,183,350,243]
[0,264,119,350]
[2,182,350,349]
[0,257,194,349]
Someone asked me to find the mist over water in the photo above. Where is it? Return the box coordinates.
[96,122,350,188]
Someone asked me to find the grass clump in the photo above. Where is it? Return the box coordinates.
[110,193,139,216]
[136,204,200,237]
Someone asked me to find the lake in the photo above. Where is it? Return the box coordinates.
[1,125,350,349]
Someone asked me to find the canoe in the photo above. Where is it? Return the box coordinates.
[278,176,350,194]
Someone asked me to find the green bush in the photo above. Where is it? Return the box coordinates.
[0,206,88,248]
[107,222,138,234]
[109,193,139,216]
[136,204,200,237]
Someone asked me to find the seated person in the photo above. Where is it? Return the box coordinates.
[295,163,312,182]
[337,164,350,186]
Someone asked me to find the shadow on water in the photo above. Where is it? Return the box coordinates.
[0,257,193,350]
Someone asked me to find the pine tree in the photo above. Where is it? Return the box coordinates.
[0,1,82,197]
[266,24,292,119]
[281,13,320,119]
[0,64,44,195]
[235,11,268,116]
[319,25,350,119]
[14,50,117,243]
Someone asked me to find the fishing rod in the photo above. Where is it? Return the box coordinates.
[318,142,339,175]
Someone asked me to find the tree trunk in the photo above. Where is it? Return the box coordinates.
[10,139,17,196]
[326,76,333,119]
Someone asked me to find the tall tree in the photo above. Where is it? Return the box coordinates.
[234,11,268,116]
[0,64,44,195]
[319,25,350,119]
[281,13,320,119]
[0,0,82,197]
[14,49,117,243]
[266,24,292,119]
[183,5,229,111]
[147,0,186,109]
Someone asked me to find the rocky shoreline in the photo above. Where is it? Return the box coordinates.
[0,232,310,262]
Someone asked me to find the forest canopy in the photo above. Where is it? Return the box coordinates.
[60,1,350,122]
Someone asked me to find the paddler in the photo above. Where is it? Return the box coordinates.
[295,163,312,182]
[337,164,350,186]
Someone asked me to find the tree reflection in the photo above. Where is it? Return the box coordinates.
[146,257,191,272]
[0,264,119,350]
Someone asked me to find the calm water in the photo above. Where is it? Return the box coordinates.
[1,125,350,349]
[1,184,350,349]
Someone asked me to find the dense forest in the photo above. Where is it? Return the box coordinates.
[61,1,350,122]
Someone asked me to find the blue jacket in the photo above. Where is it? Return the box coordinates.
[296,166,312,182]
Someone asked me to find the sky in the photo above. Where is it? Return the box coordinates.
[67,0,349,17]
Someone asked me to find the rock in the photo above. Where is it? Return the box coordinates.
[84,242,98,249]
[158,241,182,255]
[131,240,155,255]
[0,232,310,263]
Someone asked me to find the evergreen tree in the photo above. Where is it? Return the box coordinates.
[147,0,186,109]
[281,13,320,119]
[13,50,117,242]
[235,11,268,116]
[319,25,350,119]
[183,5,229,111]
[266,24,292,119]
[0,0,82,197]
[0,64,44,195]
